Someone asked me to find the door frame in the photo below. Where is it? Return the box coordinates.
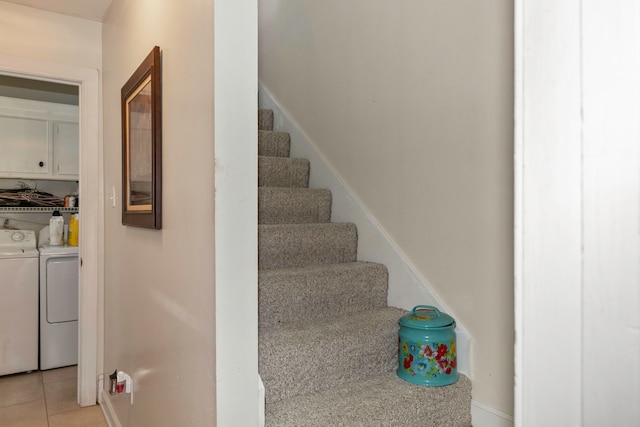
[0,53,103,407]
[515,1,640,425]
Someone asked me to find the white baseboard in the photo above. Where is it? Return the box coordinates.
[258,82,472,377]
[100,392,122,427]
[472,400,514,427]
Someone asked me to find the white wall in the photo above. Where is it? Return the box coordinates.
[259,0,514,417]
[0,1,101,70]
[515,0,640,425]
[101,1,217,425]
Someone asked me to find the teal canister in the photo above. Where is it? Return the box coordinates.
[397,305,459,386]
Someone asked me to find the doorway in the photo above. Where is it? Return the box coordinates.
[0,53,103,407]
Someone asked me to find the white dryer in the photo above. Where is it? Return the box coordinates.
[39,242,79,370]
[0,230,39,376]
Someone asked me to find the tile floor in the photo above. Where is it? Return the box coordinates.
[0,366,108,427]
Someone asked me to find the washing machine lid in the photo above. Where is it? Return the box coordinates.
[38,244,79,256]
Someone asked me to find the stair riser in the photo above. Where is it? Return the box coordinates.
[259,223,357,269]
[258,108,274,131]
[259,188,332,224]
[258,156,310,188]
[259,130,291,157]
[260,308,404,403]
[259,262,388,328]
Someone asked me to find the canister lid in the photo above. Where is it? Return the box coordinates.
[399,305,455,329]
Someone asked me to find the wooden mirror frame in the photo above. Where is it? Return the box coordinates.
[121,46,162,229]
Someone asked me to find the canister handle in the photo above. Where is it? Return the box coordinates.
[411,305,441,317]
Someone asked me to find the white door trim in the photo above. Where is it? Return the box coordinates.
[515,1,640,425]
[514,1,584,424]
[0,54,103,407]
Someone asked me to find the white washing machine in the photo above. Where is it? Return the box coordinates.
[39,239,79,370]
[0,229,39,376]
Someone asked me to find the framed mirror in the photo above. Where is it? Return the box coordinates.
[121,46,162,229]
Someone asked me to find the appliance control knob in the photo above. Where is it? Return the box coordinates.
[11,231,25,242]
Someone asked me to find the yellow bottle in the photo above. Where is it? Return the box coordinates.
[68,213,79,246]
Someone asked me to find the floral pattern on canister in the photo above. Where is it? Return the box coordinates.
[400,339,457,378]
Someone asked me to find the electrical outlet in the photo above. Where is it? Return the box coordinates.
[109,369,134,405]
[117,371,134,405]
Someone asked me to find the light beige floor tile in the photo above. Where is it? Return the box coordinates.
[0,399,48,427]
[42,365,78,384]
[0,372,44,408]
[43,377,80,416]
[48,405,108,427]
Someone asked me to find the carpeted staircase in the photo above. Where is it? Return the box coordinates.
[258,108,472,426]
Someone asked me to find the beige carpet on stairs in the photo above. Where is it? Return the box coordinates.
[257,108,472,426]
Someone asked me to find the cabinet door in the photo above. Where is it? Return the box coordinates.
[53,122,79,178]
[0,116,49,176]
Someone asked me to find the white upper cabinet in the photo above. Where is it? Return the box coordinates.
[0,96,78,181]
[0,115,50,176]
[53,121,79,177]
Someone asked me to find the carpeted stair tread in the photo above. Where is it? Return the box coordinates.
[259,108,274,131]
[259,156,310,188]
[259,130,291,157]
[259,223,357,269]
[259,261,388,328]
[265,371,472,427]
[259,187,332,224]
[259,307,405,403]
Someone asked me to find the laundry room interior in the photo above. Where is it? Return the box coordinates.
[0,74,81,380]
